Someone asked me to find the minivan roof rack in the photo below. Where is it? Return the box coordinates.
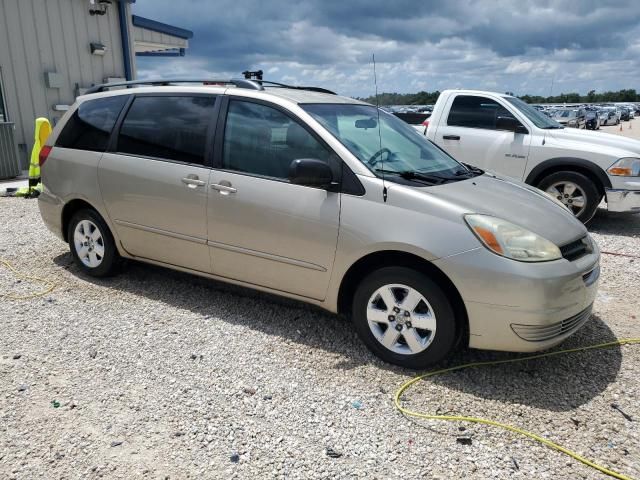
[84,78,264,95]
[84,78,337,96]
[255,80,336,95]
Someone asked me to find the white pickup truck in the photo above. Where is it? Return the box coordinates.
[423,89,640,222]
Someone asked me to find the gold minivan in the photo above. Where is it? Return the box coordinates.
[38,79,599,368]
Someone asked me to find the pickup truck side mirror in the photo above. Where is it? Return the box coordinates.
[496,115,528,135]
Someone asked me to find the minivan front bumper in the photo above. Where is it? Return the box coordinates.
[606,188,640,213]
[433,244,600,353]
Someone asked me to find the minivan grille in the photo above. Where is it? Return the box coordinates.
[511,305,593,342]
[560,237,590,261]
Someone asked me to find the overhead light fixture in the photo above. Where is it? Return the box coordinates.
[89,0,110,15]
[90,42,107,56]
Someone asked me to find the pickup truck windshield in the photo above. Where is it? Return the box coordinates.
[505,97,563,129]
[302,104,471,182]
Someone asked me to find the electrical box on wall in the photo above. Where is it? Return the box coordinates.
[44,72,63,89]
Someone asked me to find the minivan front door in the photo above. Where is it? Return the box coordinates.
[206,98,340,300]
[99,95,218,272]
[435,94,532,180]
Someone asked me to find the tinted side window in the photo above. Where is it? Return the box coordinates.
[56,96,128,151]
[447,95,514,130]
[117,96,216,164]
[222,100,331,179]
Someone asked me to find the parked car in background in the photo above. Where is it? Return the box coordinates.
[598,109,612,126]
[601,108,620,125]
[392,111,431,135]
[38,79,601,368]
[554,108,586,129]
[584,110,600,130]
[619,107,631,121]
[425,89,640,223]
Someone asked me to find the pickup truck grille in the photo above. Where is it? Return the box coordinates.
[560,236,590,261]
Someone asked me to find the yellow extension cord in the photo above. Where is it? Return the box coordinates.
[2,258,639,477]
[395,338,640,480]
[0,258,57,300]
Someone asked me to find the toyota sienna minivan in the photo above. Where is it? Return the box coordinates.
[38,79,600,368]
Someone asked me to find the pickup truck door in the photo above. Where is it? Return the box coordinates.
[433,94,532,180]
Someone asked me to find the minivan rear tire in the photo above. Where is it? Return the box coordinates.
[352,267,457,368]
[68,209,120,277]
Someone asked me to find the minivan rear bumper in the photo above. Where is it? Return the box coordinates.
[433,245,600,353]
[38,191,65,241]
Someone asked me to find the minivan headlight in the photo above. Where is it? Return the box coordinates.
[608,157,640,177]
[464,214,561,262]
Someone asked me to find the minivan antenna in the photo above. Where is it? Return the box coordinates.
[372,54,388,202]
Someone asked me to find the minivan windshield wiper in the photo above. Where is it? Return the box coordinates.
[375,169,450,185]
[540,125,564,129]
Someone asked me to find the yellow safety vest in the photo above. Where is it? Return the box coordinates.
[28,117,52,187]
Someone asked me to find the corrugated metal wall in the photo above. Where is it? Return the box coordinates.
[0,122,21,179]
[133,26,188,51]
[0,0,133,169]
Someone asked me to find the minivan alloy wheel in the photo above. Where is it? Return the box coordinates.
[545,181,587,217]
[73,220,105,268]
[367,283,437,355]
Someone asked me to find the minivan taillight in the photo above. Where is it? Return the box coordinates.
[422,119,430,128]
[39,145,52,167]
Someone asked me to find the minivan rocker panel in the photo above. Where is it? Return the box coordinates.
[38,80,600,368]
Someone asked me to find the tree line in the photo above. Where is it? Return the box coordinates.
[357,89,640,105]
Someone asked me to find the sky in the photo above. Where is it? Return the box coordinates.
[133,0,640,98]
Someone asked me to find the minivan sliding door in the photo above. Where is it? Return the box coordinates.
[98,94,218,272]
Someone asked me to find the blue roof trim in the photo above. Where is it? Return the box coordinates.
[118,1,133,80]
[132,15,194,40]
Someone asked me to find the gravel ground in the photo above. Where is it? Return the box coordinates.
[1,197,639,480]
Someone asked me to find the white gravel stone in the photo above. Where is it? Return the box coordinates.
[0,198,639,479]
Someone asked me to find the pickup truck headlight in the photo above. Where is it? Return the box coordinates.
[465,214,561,262]
[608,157,640,176]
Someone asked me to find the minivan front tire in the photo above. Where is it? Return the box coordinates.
[352,267,457,368]
[68,209,120,277]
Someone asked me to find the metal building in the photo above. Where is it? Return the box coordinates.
[0,0,193,170]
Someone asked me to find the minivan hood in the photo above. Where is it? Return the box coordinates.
[422,173,586,246]
[547,128,640,156]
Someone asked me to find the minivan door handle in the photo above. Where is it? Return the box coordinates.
[443,135,460,140]
[181,175,206,188]
[211,182,237,195]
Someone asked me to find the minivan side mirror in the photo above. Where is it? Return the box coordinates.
[496,115,528,134]
[289,158,333,188]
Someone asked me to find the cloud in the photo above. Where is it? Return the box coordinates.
[133,0,640,97]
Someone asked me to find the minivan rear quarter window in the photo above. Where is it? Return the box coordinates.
[56,96,128,152]
[117,96,216,165]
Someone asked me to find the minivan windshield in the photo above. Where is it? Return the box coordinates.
[302,104,475,183]
[505,96,563,129]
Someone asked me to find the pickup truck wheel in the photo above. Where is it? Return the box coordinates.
[538,171,601,224]
[351,267,457,368]
[68,209,120,277]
